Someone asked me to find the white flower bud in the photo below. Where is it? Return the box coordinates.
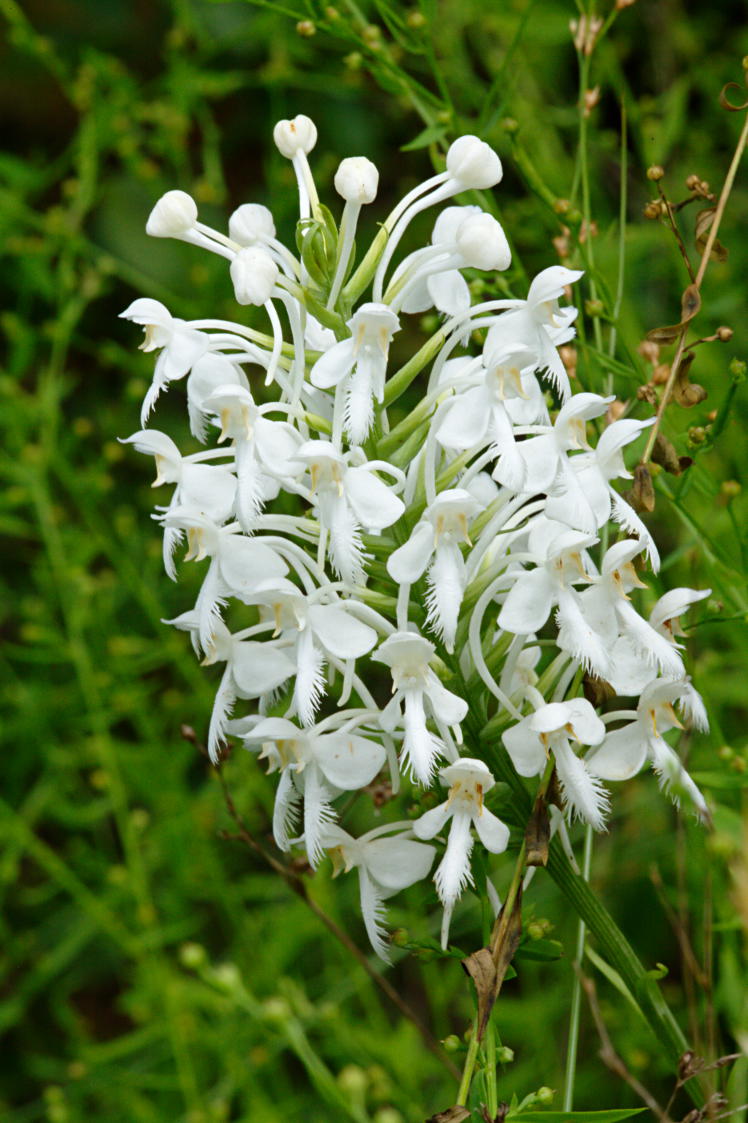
[334,157,379,204]
[146,190,198,237]
[228,203,276,246]
[446,135,503,189]
[273,115,318,158]
[456,213,511,271]
[229,247,279,305]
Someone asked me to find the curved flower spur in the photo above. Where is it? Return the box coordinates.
[123,113,711,959]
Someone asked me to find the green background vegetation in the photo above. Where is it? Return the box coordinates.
[2,1,748,1120]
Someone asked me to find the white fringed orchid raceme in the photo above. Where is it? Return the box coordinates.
[413,759,509,948]
[123,113,712,963]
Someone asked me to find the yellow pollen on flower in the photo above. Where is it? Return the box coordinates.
[272,603,284,637]
[184,527,200,561]
[327,845,346,877]
[218,408,231,443]
[152,455,167,487]
[310,464,320,494]
[378,326,390,355]
[649,708,658,737]
[664,702,684,730]
[277,738,301,769]
[139,324,158,350]
[446,780,462,807]
[611,570,631,601]
[457,512,472,546]
[476,783,484,814]
[434,514,444,547]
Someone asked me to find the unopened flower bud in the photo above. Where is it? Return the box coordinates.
[296,19,316,36]
[273,114,318,158]
[643,201,662,220]
[338,1065,368,1094]
[229,203,276,246]
[334,156,379,204]
[442,1035,461,1053]
[179,942,207,969]
[497,1045,515,1063]
[146,190,197,237]
[446,135,503,189]
[730,358,746,381]
[536,1087,554,1105]
[230,247,279,305]
[685,173,700,191]
[456,213,511,270]
[647,165,665,181]
[716,325,733,341]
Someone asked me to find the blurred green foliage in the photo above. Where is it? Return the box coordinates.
[2,1,748,1120]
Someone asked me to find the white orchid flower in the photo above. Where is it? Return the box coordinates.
[241,578,379,726]
[202,383,303,529]
[162,508,288,651]
[497,393,613,532]
[293,440,405,584]
[122,429,236,578]
[481,266,583,400]
[587,679,708,820]
[604,586,711,697]
[310,304,400,444]
[238,716,386,866]
[497,518,610,677]
[569,539,685,683]
[503,699,609,829]
[165,613,296,760]
[387,488,482,651]
[390,205,510,318]
[323,822,436,962]
[413,759,510,948]
[436,343,539,490]
[546,416,659,566]
[120,298,210,424]
[373,632,467,785]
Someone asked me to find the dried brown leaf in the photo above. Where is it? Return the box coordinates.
[695,207,729,263]
[673,352,708,407]
[680,282,702,321]
[462,947,496,1035]
[630,464,655,512]
[651,434,683,475]
[525,789,551,867]
[646,283,702,343]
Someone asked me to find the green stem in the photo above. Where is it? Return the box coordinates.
[456,1019,481,1107]
[563,823,594,1111]
[486,1019,499,1118]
